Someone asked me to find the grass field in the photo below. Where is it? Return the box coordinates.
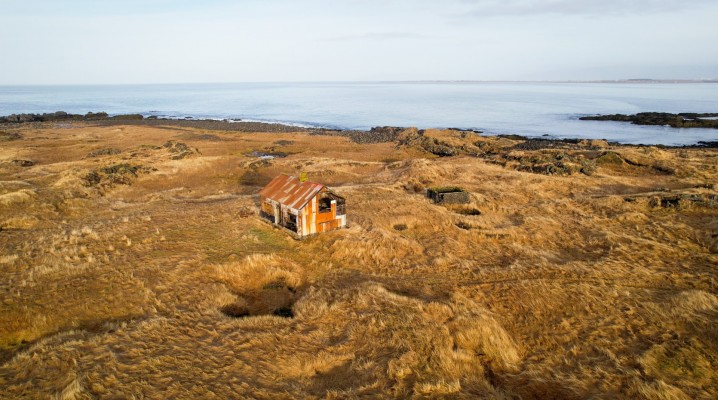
[1,122,716,398]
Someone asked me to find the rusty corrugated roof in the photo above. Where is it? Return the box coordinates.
[259,174,325,210]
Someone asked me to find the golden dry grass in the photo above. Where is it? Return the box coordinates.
[0,123,716,398]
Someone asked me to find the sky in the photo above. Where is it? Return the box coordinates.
[1,0,717,84]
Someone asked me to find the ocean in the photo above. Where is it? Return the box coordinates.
[1,82,717,146]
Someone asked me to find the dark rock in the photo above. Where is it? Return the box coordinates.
[100,163,141,175]
[163,140,199,159]
[83,171,102,186]
[87,148,121,158]
[11,159,35,167]
[84,163,152,189]
[308,126,408,144]
[18,114,36,123]
[518,162,574,176]
[420,137,457,157]
[0,111,143,124]
[109,114,144,121]
[455,221,473,230]
[497,134,529,141]
[580,160,597,176]
[694,141,718,148]
[595,151,625,165]
[84,112,109,120]
[510,138,585,151]
[580,112,718,129]
[164,140,190,153]
[393,223,408,231]
[449,128,483,134]
[647,193,718,209]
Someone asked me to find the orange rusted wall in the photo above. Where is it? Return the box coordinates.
[316,205,335,224]
[298,194,343,236]
[317,219,341,233]
[300,195,316,237]
[260,200,274,215]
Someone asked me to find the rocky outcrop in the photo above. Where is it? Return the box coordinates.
[87,148,121,158]
[580,112,718,129]
[420,137,457,157]
[11,159,36,167]
[309,126,406,144]
[108,114,144,121]
[0,111,144,124]
[395,128,459,156]
[163,140,200,160]
[83,163,154,190]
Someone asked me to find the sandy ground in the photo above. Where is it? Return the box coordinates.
[1,122,717,399]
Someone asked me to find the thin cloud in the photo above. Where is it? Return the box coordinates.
[457,0,716,17]
[324,32,432,42]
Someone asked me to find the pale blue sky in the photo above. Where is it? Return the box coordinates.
[1,0,717,84]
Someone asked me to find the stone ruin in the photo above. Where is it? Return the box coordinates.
[426,187,470,205]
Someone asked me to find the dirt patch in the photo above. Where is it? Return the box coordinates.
[220,303,250,318]
[0,131,22,141]
[239,170,273,187]
[220,281,296,319]
[455,221,473,230]
[453,207,482,216]
[220,303,294,319]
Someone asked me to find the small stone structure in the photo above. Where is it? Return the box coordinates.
[426,187,470,205]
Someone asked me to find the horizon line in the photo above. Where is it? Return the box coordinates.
[1,78,718,87]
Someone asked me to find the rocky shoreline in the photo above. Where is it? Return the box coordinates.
[580,112,718,129]
[2,111,717,148]
[0,111,143,123]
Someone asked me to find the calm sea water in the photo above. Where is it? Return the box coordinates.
[1,82,717,146]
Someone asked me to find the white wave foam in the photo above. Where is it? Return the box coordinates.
[142,113,340,130]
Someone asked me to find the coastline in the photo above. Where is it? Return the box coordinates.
[3,82,718,146]
[2,111,717,148]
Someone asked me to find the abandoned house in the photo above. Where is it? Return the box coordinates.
[259,174,347,238]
